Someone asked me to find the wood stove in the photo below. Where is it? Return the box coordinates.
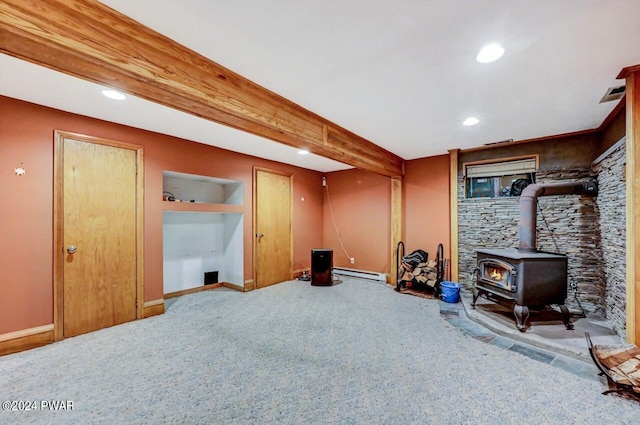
[471,180,598,332]
[474,248,570,331]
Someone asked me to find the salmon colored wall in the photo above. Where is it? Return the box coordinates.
[0,96,323,334]
[323,169,391,273]
[292,172,325,272]
[404,155,451,267]
[0,100,54,335]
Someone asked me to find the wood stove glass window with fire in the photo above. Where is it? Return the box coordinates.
[465,157,537,198]
[478,258,516,292]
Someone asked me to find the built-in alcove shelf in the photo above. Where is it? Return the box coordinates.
[163,211,244,294]
[162,202,243,214]
[163,171,243,207]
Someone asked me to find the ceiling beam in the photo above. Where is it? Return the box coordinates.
[618,64,640,79]
[0,0,404,177]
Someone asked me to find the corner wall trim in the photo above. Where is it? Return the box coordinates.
[448,149,460,283]
[0,324,55,356]
[390,176,403,287]
[142,299,165,318]
[624,69,640,344]
[225,282,249,292]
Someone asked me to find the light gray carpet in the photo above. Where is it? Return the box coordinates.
[0,278,637,424]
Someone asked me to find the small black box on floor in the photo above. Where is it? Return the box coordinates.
[311,249,333,286]
[204,271,219,285]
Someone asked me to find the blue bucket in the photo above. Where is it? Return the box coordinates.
[440,281,461,303]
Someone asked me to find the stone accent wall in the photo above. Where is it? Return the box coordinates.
[592,141,627,338]
[457,169,602,313]
[457,184,518,286]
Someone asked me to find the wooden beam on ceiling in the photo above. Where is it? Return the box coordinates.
[618,64,640,79]
[0,0,404,177]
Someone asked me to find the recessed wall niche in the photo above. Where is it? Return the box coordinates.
[163,211,244,294]
[162,170,243,204]
[162,170,244,295]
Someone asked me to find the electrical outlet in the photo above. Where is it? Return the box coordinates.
[350,257,355,264]
[322,176,326,187]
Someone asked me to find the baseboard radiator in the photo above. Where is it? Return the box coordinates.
[332,267,387,282]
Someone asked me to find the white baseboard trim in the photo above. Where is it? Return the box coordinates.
[333,267,387,282]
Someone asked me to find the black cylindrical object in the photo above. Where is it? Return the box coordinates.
[311,249,333,286]
[518,180,598,252]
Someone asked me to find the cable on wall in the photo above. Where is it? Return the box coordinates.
[324,177,353,263]
[537,203,586,317]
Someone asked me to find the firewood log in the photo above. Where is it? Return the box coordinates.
[415,275,428,283]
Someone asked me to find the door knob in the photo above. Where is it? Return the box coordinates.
[67,245,77,254]
[256,233,264,238]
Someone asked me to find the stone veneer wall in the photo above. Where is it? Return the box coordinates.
[457,169,603,313]
[592,140,627,338]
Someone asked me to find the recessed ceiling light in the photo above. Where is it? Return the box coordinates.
[102,89,126,100]
[298,149,310,155]
[463,117,479,126]
[476,43,505,63]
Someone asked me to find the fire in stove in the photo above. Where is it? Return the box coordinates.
[477,258,514,291]
[489,268,503,281]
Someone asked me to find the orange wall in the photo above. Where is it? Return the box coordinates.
[292,172,325,272]
[323,169,391,272]
[0,96,324,334]
[0,96,454,335]
[404,154,451,267]
[322,157,452,276]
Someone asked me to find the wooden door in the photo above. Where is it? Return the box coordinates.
[255,168,292,289]
[55,134,141,338]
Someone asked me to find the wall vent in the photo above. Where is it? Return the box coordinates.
[600,85,626,103]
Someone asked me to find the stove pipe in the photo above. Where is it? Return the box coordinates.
[518,180,598,252]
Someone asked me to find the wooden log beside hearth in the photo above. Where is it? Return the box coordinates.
[415,275,427,284]
[401,271,414,282]
[585,332,640,399]
[398,256,442,291]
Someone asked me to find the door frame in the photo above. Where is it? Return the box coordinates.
[53,131,144,341]
[252,166,293,290]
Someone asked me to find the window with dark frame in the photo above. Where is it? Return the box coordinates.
[465,158,537,199]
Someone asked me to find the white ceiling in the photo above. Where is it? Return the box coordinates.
[2,0,640,173]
